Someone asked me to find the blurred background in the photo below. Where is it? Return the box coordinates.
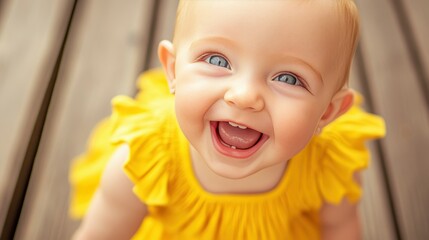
[0,0,428,239]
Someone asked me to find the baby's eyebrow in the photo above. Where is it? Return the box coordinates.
[189,36,241,52]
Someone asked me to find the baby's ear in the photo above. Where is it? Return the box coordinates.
[158,40,176,93]
[318,89,354,128]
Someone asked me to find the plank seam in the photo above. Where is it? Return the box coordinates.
[0,0,79,239]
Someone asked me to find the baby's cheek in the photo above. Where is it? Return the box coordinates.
[174,89,208,134]
[274,115,317,155]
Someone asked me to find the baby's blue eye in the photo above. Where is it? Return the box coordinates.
[273,73,302,86]
[205,55,230,69]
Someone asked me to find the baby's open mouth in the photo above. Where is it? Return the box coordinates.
[218,121,262,149]
[210,121,268,159]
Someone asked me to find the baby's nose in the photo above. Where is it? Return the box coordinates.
[223,82,265,111]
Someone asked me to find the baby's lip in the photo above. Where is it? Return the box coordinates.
[210,121,269,159]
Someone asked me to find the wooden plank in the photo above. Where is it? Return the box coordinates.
[350,62,397,240]
[0,0,73,234]
[359,144,397,240]
[355,0,429,239]
[147,0,179,69]
[14,0,156,239]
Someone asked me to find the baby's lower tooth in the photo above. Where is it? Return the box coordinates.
[231,146,237,149]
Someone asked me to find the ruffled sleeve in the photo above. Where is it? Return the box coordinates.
[286,94,386,211]
[69,69,175,218]
[109,70,175,206]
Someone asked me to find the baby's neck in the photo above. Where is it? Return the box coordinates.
[190,147,288,195]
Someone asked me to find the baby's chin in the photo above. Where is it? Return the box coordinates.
[202,158,255,179]
[210,167,256,180]
[206,159,278,181]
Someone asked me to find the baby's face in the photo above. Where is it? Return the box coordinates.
[170,0,347,178]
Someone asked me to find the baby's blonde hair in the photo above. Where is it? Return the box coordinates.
[334,0,360,88]
[173,0,360,89]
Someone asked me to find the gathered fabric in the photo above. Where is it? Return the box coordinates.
[69,69,385,239]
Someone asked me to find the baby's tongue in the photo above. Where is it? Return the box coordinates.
[218,121,261,149]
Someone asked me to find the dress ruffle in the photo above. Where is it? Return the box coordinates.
[286,94,386,212]
[69,69,173,217]
[110,95,174,206]
[109,69,174,205]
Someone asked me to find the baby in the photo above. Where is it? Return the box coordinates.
[70,0,385,239]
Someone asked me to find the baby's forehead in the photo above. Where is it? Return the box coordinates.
[175,0,348,43]
[174,0,359,88]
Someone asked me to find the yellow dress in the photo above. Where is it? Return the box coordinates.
[69,69,385,239]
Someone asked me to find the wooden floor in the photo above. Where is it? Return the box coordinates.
[0,0,428,239]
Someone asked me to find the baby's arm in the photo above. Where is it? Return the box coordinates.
[320,174,362,240]
[73,144,147,240]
